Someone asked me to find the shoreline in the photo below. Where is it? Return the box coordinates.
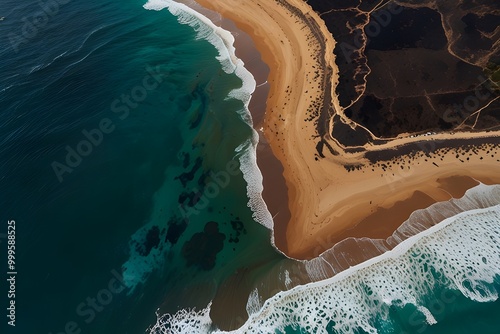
[181,0,291,250]
[191,0,336,257]
[175,0,292,251]
[191,0,500,259]
[236,199,500,332]
[149,182,500,331]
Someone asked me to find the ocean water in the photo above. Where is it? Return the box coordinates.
[1,1,499,334]
[235,206,500,334]
[151,187,500,334]
[1,0,278,332]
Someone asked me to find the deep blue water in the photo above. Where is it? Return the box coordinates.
[1,0,277,332]
[1,0,500,333]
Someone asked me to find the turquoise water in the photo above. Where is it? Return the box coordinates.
[198,205,500,334]
[1,0,278,332]
[278,284,500,334]
[1,0,500,333]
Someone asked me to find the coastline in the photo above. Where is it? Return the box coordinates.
[235,202,500,333]
[191,0,500,259]
[149,182,500,332]
[191,0,337,257]
[171,0,292,251]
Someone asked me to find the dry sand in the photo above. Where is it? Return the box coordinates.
[193,0,500,259]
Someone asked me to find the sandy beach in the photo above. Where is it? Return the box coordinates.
[193,0,500,259]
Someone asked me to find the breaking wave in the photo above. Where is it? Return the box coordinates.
[143,0,274,230]
[148,183,500,333]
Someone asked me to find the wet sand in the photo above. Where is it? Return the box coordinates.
[225,18,291,252]
[219,17,292,255]
[310,175,487,258]
[179,0,291,252]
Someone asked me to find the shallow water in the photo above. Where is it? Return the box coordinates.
[2,0,500,333]
[1,0,279,332]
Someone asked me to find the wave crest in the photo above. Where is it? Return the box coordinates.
[149,183,500,333]
[143,0,274,230]
[237,204,500,333]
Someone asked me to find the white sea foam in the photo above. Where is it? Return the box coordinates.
[143,0,274,230]
[284,270,292,288]
[232,205,500,334]
[305,182,500,281]
[149,303,213,333]
[149,184,500,333]
[246,288,263,316]
[236,135,274,230]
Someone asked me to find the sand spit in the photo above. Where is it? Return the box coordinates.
[193,0,500,258]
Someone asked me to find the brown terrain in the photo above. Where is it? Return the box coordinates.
[175,0,500,330]
[193,0,500,259]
